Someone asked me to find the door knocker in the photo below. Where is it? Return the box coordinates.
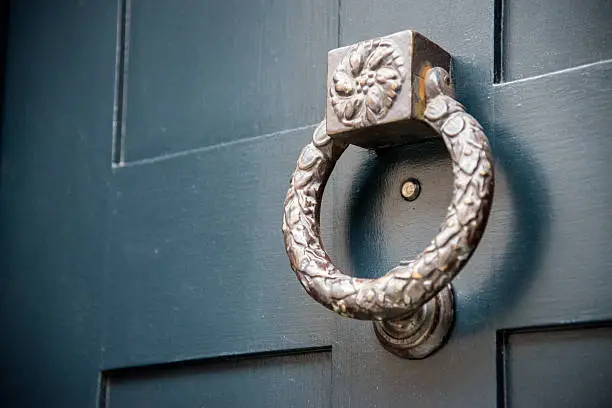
[282,30,494,359]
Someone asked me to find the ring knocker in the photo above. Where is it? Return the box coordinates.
[282,30,494,359]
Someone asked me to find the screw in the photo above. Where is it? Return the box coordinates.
[401,178,421,201]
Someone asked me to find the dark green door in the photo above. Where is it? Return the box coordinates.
[2,0,612,407]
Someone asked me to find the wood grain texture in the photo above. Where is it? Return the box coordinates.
[120,0,338,162]
[500,0,612,82]
[492,61,612,327]
[105,126,335,368]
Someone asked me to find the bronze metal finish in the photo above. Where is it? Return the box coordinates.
[282,30,494,358]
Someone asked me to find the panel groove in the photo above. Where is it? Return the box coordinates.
[111,0,131,166]
[337,0,342,47]
[113,123,318,170]
[493,0,505,83]
[496,330,508,408]
[493,58,612,88]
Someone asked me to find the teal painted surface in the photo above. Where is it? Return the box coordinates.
[121,0,338,162]
[503,325,612,407]
[500,0,612,82]
[103,349,332,408]
[0,1,116,406]
[2,0,612,407]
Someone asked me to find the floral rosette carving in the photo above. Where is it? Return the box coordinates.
[329,38,407,127]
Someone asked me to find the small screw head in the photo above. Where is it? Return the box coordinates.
[401,178,421,201]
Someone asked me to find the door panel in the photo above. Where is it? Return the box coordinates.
[501,0,612,82]
[493,63,612,327]
[501,325,612,408]
[2,0,612,407]
[102,349,332,408]
[105,126,335,367]
[119,0,337,162]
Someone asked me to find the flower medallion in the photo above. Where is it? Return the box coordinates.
[329,38,407,128]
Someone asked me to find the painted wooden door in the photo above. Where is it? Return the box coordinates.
[2,0,612,407]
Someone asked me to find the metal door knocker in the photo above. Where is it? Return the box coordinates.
[282,30,494,359]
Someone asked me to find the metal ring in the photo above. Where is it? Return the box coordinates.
[282,67,494,335]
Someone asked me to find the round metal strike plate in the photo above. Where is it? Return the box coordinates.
[373,284,454,359]
[282,66,494,359]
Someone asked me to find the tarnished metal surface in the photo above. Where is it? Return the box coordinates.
[373,284,454,359]
[282,33,494,358]
[283,66,493,317]
[328,37,407,128]
[325,30,451,149]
